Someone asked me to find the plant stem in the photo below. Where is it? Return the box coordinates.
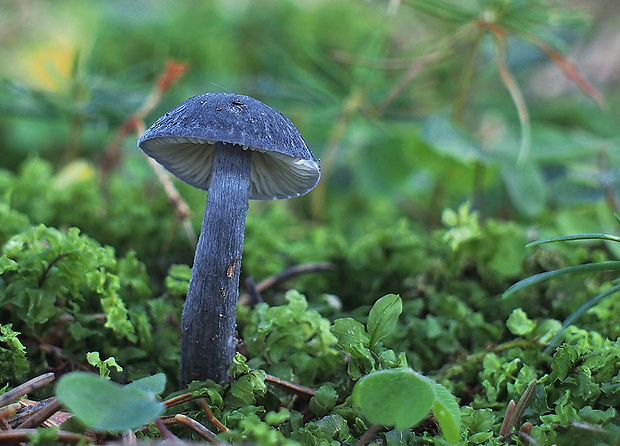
[0,373,55,407]
[180,142,251,385]
[493,32,530,164]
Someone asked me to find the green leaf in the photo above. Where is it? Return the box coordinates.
[229,352,251,378]
[331,318,370,351]
[165,264,191,296]
[86,352,122,379]
[430,381,461,444]
[265,408,291,426]
[227,368,267,406]
[100,292,136,342]
[56,372,164,432]
[0,324,29,380]
[353,368,435,429]
[126,373,166,396]
[367,294,402,347]
[441,202,482,250]
[0,255,17,274]
[309,385,339,417]
[506,308,536,336]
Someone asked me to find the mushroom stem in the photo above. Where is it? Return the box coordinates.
[180,141,252,385]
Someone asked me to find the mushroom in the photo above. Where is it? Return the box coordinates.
[138,93,320,385]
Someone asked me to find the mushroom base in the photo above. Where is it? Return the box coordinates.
[180,142,252,385]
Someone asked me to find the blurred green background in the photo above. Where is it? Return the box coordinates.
[1,4,619,440]
[1,0,618,245]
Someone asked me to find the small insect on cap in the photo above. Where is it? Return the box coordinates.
[138,93,321,200]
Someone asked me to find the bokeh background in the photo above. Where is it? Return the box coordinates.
[1,0,619,265]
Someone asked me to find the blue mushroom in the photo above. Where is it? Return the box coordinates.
[138,93,320,385]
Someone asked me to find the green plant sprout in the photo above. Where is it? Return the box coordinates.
[499,379,537,443]
[504,231,620,354]
[86,352,122,379]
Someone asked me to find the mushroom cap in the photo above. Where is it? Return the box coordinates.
[138,93,320,200]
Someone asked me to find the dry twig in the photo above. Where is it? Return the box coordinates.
[197,399,227,432]
[0,373,55,407]
[265,374,316,397]
[0,428,90,444]
[174,414,218,442]
[239,262,336,305]
[16,397,63,429]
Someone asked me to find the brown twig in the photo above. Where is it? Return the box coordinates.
[148,157,197,250]
[101,60,188,176]
[0,428,90,444]
[239,262,336,306]
[243,277,264,306]
[569,420,609,435]
[100,60,196,249]
[16,397,63,429]
[260,262,336,290]
[265,374,316,397]
[164,392,198,408]
[198,399,228,432]
[356,424,383,446]
[38,344,91,373]
[257,262,336,291]
[174,414,218,442]
[0,373,55,407]
[163,394,229,435]
[0,403,20,422]
[523,34,606,109]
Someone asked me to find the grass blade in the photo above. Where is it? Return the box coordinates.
[503,261,620,298]
[526,233,620,247]
[543,283,620,354]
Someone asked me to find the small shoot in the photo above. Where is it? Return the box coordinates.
[367,293,402,347]
[86,352,122,379]
[499,379,538,443]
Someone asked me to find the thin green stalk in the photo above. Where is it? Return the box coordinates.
[526,233,620,247]
[503,261,620,298]
[493,32,530,165]
[543,283,620,355]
